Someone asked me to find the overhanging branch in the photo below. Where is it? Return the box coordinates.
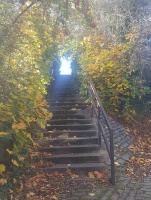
[0,0,41,45]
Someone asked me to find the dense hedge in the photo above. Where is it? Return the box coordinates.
[0,4,55,184]
[78,35,151,119]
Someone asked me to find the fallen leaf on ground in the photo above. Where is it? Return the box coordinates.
[0,178,7,186]
[89,193,95,197]
[51,195,58,200]
[88,172,95,179]
[26,192,35,198]
[94,171,107,180]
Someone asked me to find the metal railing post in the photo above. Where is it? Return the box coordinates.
[97,106,102,146]
[84,74,115,185]
[109,128,116,185]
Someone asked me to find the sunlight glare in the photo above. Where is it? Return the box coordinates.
[60,57,72,75]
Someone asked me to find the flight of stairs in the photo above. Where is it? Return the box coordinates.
[32,75,106,172]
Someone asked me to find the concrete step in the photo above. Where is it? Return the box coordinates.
[48,101,87,106]
[48,119,92,125]
[47,124,95,130]
[39,144,100,154]
[51,90,79,95]
[33,152,102,164]
[44,130,97,137]
[50,95,79,99]
[49,104,89,110]
[47,97,83,102]
[51,113,88,119]
[39,136,98,145]
[48,109,82,114]
[31,162,105,172]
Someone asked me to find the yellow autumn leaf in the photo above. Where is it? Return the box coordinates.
[0,164,6,174]
[12,122,26,130]
[26,133,34,143]
[0,132,8,137]
[0,178,7,186]
[26,192,35,198]
[11,159,19,167]
[6,149,13,155]
[18,156,25,162]
[88,172,95,179]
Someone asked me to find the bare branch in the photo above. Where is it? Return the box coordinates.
[0,0,40,45]
[12,0,39,25]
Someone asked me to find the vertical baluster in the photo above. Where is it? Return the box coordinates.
[90,101,93,118]
[97,105,101,146]
[109,125,115,185]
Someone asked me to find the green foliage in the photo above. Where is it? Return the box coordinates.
[78,35,151,119]
[0,0,151,192]
[0,2,55,181]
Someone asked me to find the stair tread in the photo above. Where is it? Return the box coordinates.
[50,119,91,122]
[39,136,98,145]
[49,119,92,124]
[45,136,98,142]
[32,162,105,170]
[47,124,94,127]
[49,102,88,105]
[52,114,88,119]
[47,130,96,133]
[50,105,87,108]
[39,144,100,150]
[50,109,81,111]
[39,152,101,159]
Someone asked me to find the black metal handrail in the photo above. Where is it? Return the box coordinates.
[84,75,115,185]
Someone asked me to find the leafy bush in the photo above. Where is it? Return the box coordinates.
[0,4,54,183]
[78,35,151,119]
